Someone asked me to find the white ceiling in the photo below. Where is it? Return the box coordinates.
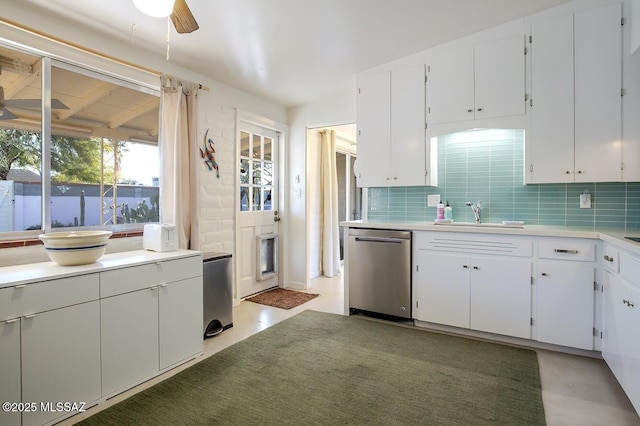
[18,0,572,108]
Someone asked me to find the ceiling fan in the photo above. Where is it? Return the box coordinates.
[0,86,69,121]
[134,0,199,34]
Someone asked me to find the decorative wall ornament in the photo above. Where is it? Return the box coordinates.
[200,129,220,178]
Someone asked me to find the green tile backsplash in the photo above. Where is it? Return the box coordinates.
[368,128,640,230]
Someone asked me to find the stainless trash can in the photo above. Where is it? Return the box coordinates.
[202,252,233,338]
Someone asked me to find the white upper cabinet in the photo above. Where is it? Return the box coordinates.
[427,35,525,125]
[356,64,432,187]
[528,3,622,183]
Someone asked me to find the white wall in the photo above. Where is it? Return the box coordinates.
[286,88,356,287]
[0,3,287,271]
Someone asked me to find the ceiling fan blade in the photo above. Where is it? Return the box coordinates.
[171,0,199,34]
[0,98,69,110]
[0,107,17,121]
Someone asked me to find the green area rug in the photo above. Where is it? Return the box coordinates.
[79,310,545,425]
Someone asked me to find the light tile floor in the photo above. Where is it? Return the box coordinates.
[63,272,639,425]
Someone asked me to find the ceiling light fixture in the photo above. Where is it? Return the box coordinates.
[133,0,176,18]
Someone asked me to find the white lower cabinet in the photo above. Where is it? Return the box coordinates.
[413,232,532,339]
[536,262,594,350]
[101,255,203,396]
[21,301,102,426]
[101,288,160,396]
[535,238,596,350]
[0,319,21,426]
[0,250,203,426]
[159,277,203,370]
[603,260,640,413]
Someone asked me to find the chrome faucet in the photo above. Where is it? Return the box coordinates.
[466,201,482,223]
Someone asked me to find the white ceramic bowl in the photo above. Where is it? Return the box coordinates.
[39,230,113,266]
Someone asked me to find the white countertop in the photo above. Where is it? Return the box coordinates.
[341,220,640,255]
[0,249,201,289]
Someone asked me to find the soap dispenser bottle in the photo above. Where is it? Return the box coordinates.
[444,201,452,220]
[436,201,445,220]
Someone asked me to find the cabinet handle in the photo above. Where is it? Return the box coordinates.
[24,314,36,319]
[541,272,549,276]
[160,283,168,287]
[14,284,27,289]
[150,286,159,291]
[4,318,19,324]
[577,170,584,174]
[604,255,615,262]
[467,109,473,113]
[462,265,469,269]
[477,108,483,112]
[630,302,635,308]
[554,249,578,254]
[565,170,572,174]
[473,266,479,270]
[385,177,390,181]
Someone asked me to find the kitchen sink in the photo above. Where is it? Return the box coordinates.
[434,221,525,229]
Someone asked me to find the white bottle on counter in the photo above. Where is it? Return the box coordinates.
[444,201,452,220]
[436,201,444,220]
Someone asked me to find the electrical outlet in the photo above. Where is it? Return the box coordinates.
[580,193,591,209]
[427,194,441,207]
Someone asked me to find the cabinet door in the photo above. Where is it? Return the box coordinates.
[390,64,426,186]
[470,257,531,339]
[356,71,390,187]
[529,13,574,183]
[101,288,159,396]
[474,35,525,120]
[414,251,470,328]
[159,277,203,370]
[427,45,474,124]
[536,261,594,350]
[0,319,21,426]
[574,3,622,182]
[21,301,101,426]
[603,272,640,413]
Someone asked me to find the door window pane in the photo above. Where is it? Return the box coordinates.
[252,187,262,211]
[240,132,250,157]
[264,137,272,161]
[262,162,273,186]
[252,134,261,159]
[240,159,249,184]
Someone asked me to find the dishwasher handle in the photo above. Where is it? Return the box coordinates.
[354,236,407,244]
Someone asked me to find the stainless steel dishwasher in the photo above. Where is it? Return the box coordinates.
[348,228,411,319]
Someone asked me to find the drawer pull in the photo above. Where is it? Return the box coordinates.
[554,249,578,254]
[541,272,549,276]
[604,255,615,263]
[473,266,479,270]
[4,318,19,324]
[24,314,36,319]
[14,284,27,289]
[463,265,469,269]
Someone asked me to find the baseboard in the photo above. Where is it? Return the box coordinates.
[285,281,306,290]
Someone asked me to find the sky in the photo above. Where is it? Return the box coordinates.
[119,142,159,186]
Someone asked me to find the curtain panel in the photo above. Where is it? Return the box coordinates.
[159,76,200,250]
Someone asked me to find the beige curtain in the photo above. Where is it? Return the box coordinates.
[320,129,341,277]
[159,76,200,250]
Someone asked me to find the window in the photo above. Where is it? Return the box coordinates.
[0,42,160,237]
[239,130,274,212]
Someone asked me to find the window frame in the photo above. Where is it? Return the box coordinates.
[0,39,161,241]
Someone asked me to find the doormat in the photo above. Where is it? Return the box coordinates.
[245,288,319,309]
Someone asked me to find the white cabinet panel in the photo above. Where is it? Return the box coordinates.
[529,13,574,183]
[528,4,622,183]
[537,261,595,350]
[391,65,427,185]
[427,46,475,124]
[0,319,21,426]
[101,288,160,396]
[603,271,640,413]
[0,273,99,322]
[474,36,526,120]
[356,71,390,188]
[574,3,622,182]
[356,65,430,187]
[21,301,101,426]
[159,277,203,370]
[427,36,525,125]
[414,251,470,328]
[470,256,531,339]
